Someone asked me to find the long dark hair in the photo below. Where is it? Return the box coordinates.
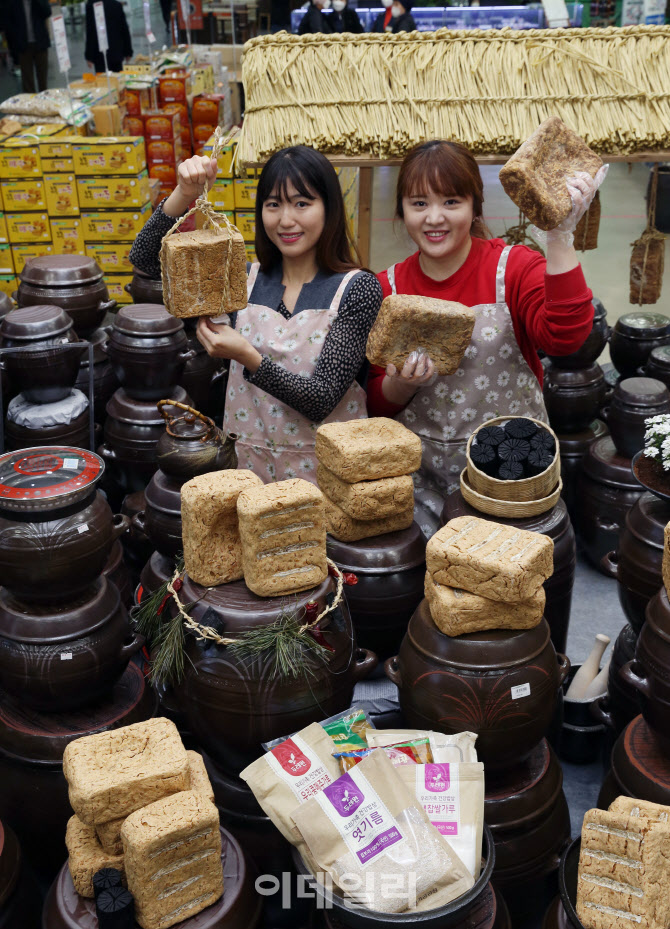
[255,145,361,274]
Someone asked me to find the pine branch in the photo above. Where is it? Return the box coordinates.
[151,612,186,687]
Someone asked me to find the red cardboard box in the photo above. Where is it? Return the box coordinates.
[124,115,144,136]
[158,71,191,105]
[147,138,182,166]
[143,110,181,141]
[122,86,152,117]
[149,163,177,184]
[163,102,189,127]
[192,94,227,127]
[193,124,216,144]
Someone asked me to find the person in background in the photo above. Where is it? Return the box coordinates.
[371,0,395,32]
[159,0,173,32]
[85,0,133,73]
[0,0,51,93]
[331,0,364,32]
[389,0,417,31]
[297,0,333,34]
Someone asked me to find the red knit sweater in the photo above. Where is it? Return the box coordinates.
[367,237,594,416]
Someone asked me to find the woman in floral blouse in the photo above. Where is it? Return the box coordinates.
[366,139,606,534]
[130,146,382,483]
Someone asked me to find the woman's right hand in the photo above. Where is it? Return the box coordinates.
[382,351,436,405]
[163,155,218,217]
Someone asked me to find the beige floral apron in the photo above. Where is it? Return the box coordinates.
[388,245,549,538]
[224,263,368,483]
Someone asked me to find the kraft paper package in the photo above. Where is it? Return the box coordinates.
[291,748,474,914]
[395,762,485,879]
[366,729,478,763]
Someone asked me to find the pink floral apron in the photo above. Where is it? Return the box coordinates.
[388,245,549,538]
[224,263,368,483]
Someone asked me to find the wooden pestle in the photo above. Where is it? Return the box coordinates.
[565,633,610,700]
[583,655,611,699]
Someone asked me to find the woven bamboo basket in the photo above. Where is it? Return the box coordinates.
[460,470,563,518]
[465,416,560,502]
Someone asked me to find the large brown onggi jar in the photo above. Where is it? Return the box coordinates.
[16,255,116,337]
[485,740,570,921]
[610,312,670,379]
[326,522,426,659]
[0,662,157,877]
[642,344,670,390]
[0,820,42,929]
[125,269,163,304]
[602,377,670,459]
[171,575,377,775]
[179,317,227,418]
[620,586,670,752]
[103,304,192,400]
[0,448,127,604]
[598,714,670,809]
[441,494,575,656]
[0,578,142,711]
[543,363,607,434]
[385,604,569,769]
[591,624,641,735]
[73,326,119,424]
[575,436,644,571]
[601,492,670,632]
[134,469,182,557]
[557,419,608,524]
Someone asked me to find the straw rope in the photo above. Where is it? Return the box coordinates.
[237,26,670,162]
[160,126,241,316]
[166,557,346,647]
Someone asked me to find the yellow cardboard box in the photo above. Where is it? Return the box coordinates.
[44,174,80,217]
[245,243,257,264]
[201,137,235,177]
[0,140,41,178]
[39,132,76,160]
[204,179,234,213]
[0,244,14,275]
[21,123,68,138]
[0,275,15,299]
[42,157,75,173]
[235,211,255,241]
[81,204,151,241]
[195,209,233,231]
[234,179,258,210]
[85,241,134,273]
[0,214,7,244]
[7,213,51,244]
[72,137,146,176]
[76,173,150,210]
[105,274,133,304]
[51,218,86,256]
[1,179,47,212]
[11,243,54,274]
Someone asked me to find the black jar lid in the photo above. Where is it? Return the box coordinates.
[113,304,183,337]
[20,254,103,287]
[0,304,73,341]
[614,376,670,407]
[648,345,670,369]
[0,447,103,513]
[615,313,670,338]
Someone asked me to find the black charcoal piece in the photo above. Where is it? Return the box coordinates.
[470,441,498,475]
[498,460,525,480]
[526,447,554,476]
[504,418,539,440]
[474,425,506,448]
[93,868,123,901]
[498,437,530,463]
[96,886,134,929]
[529,428,556,454]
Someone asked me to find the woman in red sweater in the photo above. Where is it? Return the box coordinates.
[367,140,607,534]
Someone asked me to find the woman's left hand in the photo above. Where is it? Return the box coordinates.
[196,317,262,373]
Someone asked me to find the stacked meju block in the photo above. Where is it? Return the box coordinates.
[425,516,554,636]
[62,717,224,929]
[314,417,422,542]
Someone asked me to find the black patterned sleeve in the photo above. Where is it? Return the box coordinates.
[128,198,183,278]
[243,272,383,422]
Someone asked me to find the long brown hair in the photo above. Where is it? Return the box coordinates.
[255,146,362,273]
[396,140,491,239]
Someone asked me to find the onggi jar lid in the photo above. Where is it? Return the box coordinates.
[0,447,103,513]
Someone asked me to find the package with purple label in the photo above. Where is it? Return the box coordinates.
[395,762,484,879]
[291,748,473,914]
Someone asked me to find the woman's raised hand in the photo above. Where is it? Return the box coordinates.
[382,351,436,405]
[163,155,218,217]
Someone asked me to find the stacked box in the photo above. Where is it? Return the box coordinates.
[44,174,79,217]
[0,243,13,274]
[52,217,86,257]
[72,137,146,175]
[76,173,151,210]
[11,243,55,274]
[234,178,258,211]
[1,179,47,212]
[143,111,183,173]
[315,419,420,543]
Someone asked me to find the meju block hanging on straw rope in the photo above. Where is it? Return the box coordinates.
[162,226,247,319]
[573,190,601,251]
[630,230,665,304]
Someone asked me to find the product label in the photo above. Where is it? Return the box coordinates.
[266,734,335,802]
[415,763,476,876]
[317,767,403,867]
[511,683,531,699]
[77,524,88,534]
[52,15,71,73]
[93,2,109,53]
[63,458,79,469]
[60,652,73,660]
